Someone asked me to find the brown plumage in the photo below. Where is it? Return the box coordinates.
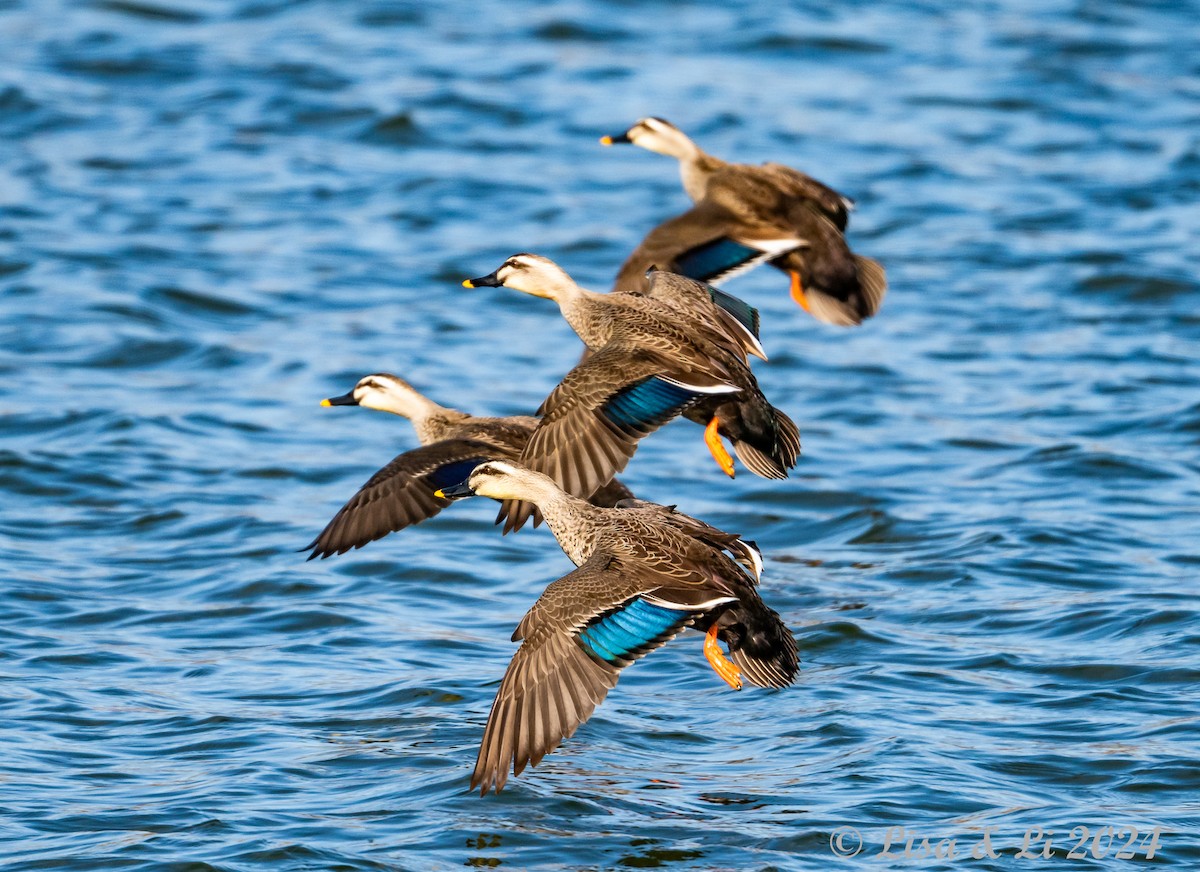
[604,117,886,326]
[463,256,800,533]
[439,462,799,795]
[304,373,633,558]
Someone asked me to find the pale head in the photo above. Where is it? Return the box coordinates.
[321,373,431,419]
[463,253,581,301]
[452,460,562,502]
[602,117,699,161]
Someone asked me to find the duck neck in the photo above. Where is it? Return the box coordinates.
[375,387,466,444]
[413,406,470,444]
[557,288,611,350]
[679,149,723,202]
[540,493,603,566]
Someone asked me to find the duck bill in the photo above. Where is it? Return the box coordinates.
[600,131,632,146]
[462,272,502,289]
[434,482,476,500]
[321,391,359,407]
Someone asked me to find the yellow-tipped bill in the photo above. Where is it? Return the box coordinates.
[436,482,476,500]
[463,272,502,289]
[599,135,613,146]
[321,390,359,407]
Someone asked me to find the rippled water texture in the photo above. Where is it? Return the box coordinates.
[2,0,1198,869]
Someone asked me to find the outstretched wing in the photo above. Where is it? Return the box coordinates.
[497,345,738,533]
[471,553,734,795]
[304,439,502,559]
[615,201,802,292]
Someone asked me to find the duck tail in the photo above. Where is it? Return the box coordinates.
[733,439,788,479]
[730,637,799,689]
[852,254,888,319]
[730,405,801,480]
[724,601,800,690]
[773,406,802,466]
[801,255,888,326]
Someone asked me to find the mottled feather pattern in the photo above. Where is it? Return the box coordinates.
[543,501,760,594]
[596,297,795,481]
[471,488,797,795]
[309,407,623,552]
[614,499,761,580]
[572,290,748,372]
[639,272,764,361]
[613,136,884,326]
[500,343,729,532]
[757,162,852,229]
[500,276,798,527]
[305,439,502,559]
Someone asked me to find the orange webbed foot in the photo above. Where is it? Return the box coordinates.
[790,271,811,312]
[705,624,743,690]
[704,417,735,478]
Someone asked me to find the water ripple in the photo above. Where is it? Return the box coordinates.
[1,0,1198,868]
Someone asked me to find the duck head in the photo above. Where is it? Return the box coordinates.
[436,460,560,502]
[601,117,699,161]
[463,253,581,301]
[321,373,432,419]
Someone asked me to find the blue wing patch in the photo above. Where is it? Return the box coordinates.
[602,377,699,432]
[676,238,761,282]
[579,598,688,663]
[424,458,490,492]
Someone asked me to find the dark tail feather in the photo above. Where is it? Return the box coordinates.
[730,639,799,689]
[732,406,800,480]
[773,407,801,467]
[725,602,800,690]
[853,255,887,319]
[802,255,887,326]
[733,440,789,479]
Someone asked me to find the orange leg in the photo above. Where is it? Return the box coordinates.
[789,271,811,312]
[704,624,743,690]
[704,417,735,478]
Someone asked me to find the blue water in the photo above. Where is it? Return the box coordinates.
[2,1,1198,869]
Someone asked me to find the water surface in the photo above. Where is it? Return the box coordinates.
[2,0,1198,869]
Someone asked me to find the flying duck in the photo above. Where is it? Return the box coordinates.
[437,461,799,794]
[463,255,800,532]
[304,373,633,557]
[602,116,886,326]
